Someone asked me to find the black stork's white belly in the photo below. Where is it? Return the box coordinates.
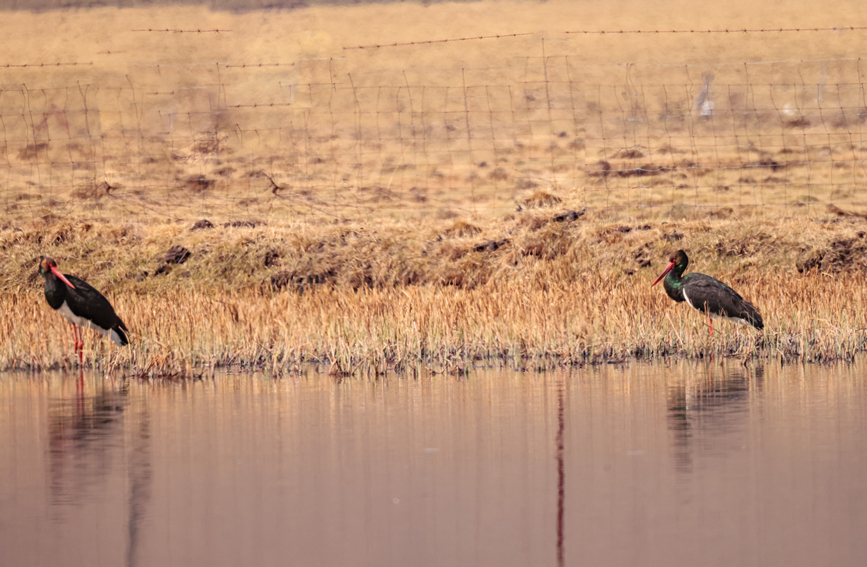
[57,299,127,346]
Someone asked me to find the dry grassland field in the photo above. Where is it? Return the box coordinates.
[2,0,867,374]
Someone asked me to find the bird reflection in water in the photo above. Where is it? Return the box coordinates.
[48,373,128,506]
[47,373,152,567]
[667,363,764,475]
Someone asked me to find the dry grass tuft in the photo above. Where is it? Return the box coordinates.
[520,191,563,209]
[443,220,483,238]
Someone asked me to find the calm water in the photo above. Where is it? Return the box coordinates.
[1,361,866,567]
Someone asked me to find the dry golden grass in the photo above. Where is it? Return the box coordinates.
[2,1,867,224]
[3,211,867,375]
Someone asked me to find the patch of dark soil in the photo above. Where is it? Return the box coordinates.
[270,266,336,292]
[18,143,49,161]
[521,239,545,257]
[473,239,508,253]
[662,231,683,242]
[618,164,664,177]
[708,207,734,219]
[214,167,236,177]
[588,160,613,178]
[785,117,811,129]
[163,245,191,265]
[553,209,585,223]
[224,220,261,228]
[270,271,292,290]
[515,179,539,191]
[410,188,427,202]
[597,224,636,241]
[633,244,652,268]
[827,204,867,219]
[440,267,471,288]
[264,249,280,267]
[191,134,226,155]
[797,238,867,274]
[183,176,215,193]
[489,168,509,181]
[619,148,644,159]
[568,138,584,151]
[345,268,376,290]
[191,219,214,230]
[757,159,786,171]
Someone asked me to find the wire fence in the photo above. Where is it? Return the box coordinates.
[2,31,867,223]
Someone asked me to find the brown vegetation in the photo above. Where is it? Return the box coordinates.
[3,213,867,376]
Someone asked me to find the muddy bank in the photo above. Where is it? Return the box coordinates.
[3,212,866,296]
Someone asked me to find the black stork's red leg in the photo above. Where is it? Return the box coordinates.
[72,323,84,364]
[38,258,130,365]
[651,250,764,341]
[70,323,78,353]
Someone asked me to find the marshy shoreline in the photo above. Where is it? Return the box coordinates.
[3,208,867,376]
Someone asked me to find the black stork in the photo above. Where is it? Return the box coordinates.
[651,250,763,337]
[38,258,130,363]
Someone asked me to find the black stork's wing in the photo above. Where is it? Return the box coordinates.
[63,274,129,334]
[681,273,764,330]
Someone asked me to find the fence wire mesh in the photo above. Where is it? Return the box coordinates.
[2,31,866,223]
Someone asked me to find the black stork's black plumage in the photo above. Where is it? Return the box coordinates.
[651,250,763,337]
[39,258,129,362]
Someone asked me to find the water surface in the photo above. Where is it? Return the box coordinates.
[1,361,866,566]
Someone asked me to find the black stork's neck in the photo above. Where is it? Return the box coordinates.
[42,270,69,310]
[663,253,690,303]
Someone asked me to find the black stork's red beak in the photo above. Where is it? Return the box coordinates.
[50,265,76,289]
[651,261,675,287]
